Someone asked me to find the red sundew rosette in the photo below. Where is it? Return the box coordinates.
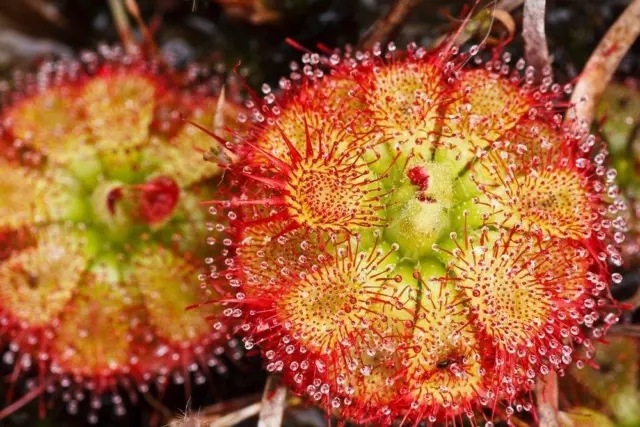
[0,48,245,419]
[210,42,626,425]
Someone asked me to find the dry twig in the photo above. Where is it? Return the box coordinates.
[522,0,551,72]
[24,0,67,29]
[167,394,262,426]
[568,0,640,126]
[257,375,287,427]
[609,323,640,338]
[107,0,136,54]
[441,1,521,48]
[359,0,425,50]
[536,371,559,427]
[210,402,261,426]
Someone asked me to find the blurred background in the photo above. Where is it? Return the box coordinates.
[0,0,638,426]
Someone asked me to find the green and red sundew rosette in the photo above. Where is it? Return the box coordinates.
[208,43,626,425]
[0,46,244,421]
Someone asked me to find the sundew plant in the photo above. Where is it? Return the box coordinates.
[0,46,244,422]
[208,40,627,425]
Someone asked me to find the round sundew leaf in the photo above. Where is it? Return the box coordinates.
[225,81,388,239]
[0,225,89,327]
[252,77,365,168]
[473,155,595,239]
[284,156,386,232]
[459,232,550,337]
[400,276,487,420]
[154,97,243,188]
[0,161,88,229]
[264,241,410,363]
[5,86,90,164]
[360,61,446,160]
[81,73,157,154]
[435,69,532,174]
[128,246,214,344]
[51,277,135,376]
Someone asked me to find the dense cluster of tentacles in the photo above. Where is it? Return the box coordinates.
[207,42,626,425]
